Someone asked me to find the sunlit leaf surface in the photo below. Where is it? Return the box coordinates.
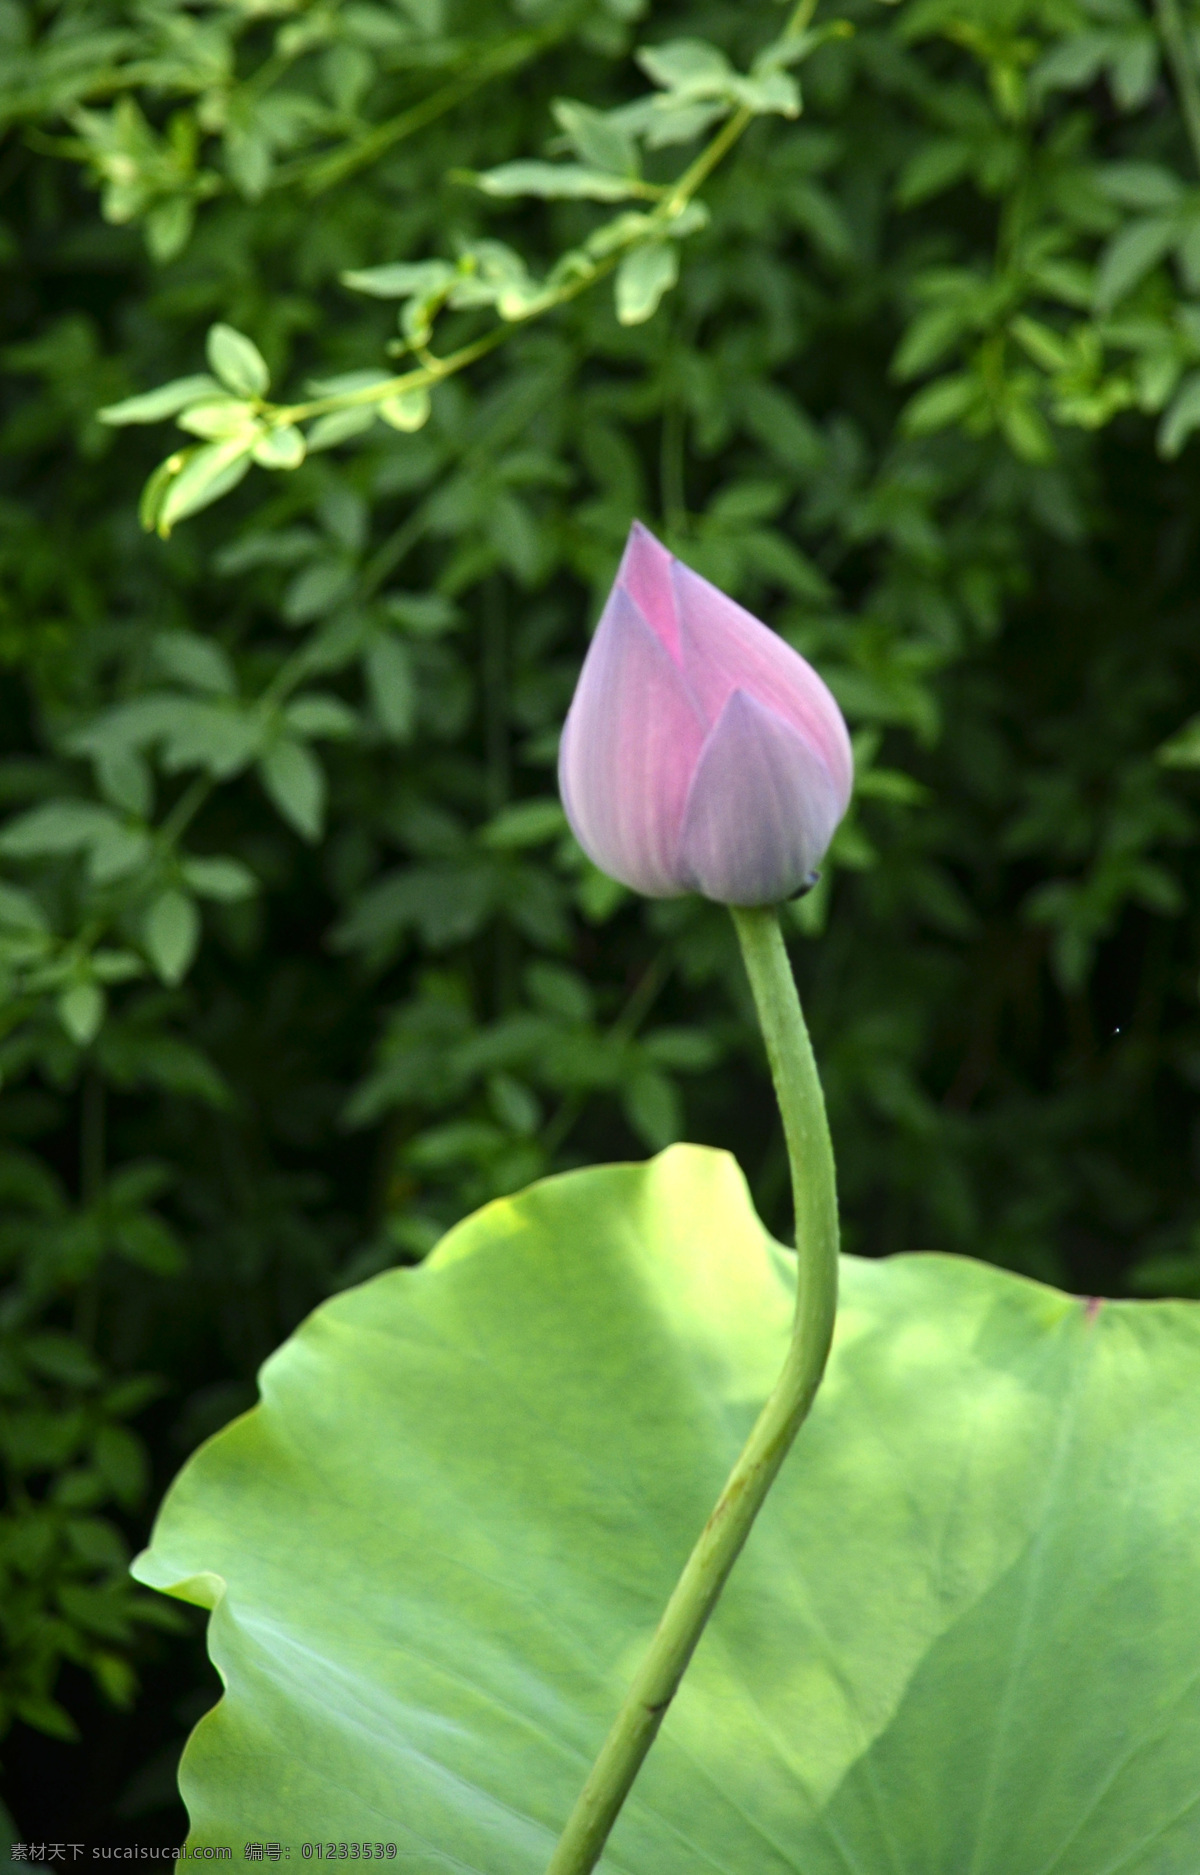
[135,1146,1200,1871]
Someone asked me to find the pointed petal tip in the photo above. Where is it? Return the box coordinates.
[669,557,853,807]
[617,519,678,658]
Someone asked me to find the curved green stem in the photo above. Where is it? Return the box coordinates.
[544,903,840,1875]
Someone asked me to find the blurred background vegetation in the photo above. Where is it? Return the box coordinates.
[4,0,1200,1843]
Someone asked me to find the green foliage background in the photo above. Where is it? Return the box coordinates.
[3,0,1200,1839]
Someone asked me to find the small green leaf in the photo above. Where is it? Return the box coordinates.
[733,70,800,116]
[58,983,105,1046]
[91,949,145,985]
[383,593,459,636]
[93,1651,138,1708]
[88,823,151,884]
[340,262,456,300]
[153,632,236,696]
[13,1693,79,1742]
[113,1211,186,1275]
[1000,398,1054,463]
[364,637,416,740]
[303,408,378,453]
[902,372,980,435]
[177,399,259,440]
[486,1071,540,1136]
[252,426,306,469]
[283,694,358,739]
[139,454,184,533]
[282,560,356,625]
[551,99,639,176]
[94,748,153,818]
[637,37,735,98]
[157,440,255,534]
[25,1333,103,1386]
[1159,713,1200,765]
[615,241,679,324]
[0,800,112,857]
[1094,162,1185,211]
[474,162,643,202]
[259,739,325,841]
[479,800,567,848]
[641,99,728,149]
[181,856,258,902]
[145,196,194,263]
[0,882,47,931]
[1094,217,1178,312]
[143,890,200,986]
[379,387,431,432]
[99,375,223,426]
[1158,371,1200,456]
[622,1065,682,1147]
[206,324,270,398]
[1009,316,1072,372]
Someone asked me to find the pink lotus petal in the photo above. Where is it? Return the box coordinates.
[558,587,705,897]
[677,689,843,905]
[617,520,680,660]
[671,559,853,811]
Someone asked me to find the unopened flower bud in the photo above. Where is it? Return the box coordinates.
[559,522,853,905]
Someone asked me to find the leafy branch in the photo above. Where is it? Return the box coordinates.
[99,2,848,537]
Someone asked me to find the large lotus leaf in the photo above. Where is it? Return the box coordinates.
[134,1144,1200,1871]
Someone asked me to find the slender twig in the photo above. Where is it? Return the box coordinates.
[544,904,840,1875]
[1155,0,1200,179]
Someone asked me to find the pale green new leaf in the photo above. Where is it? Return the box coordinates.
[304,407,378,452]
[253,426,306,469]
[615,242,679,325]
[474,162,645,202]
[379,387,430,432]
[158,441,256,533]
[205,323,270,398]
[176,399,259,440]
[99,375,223,426]
[551,99,639,177]
[637,38,735,99]
[341,261,456,299]
[135,1147,1200,1868]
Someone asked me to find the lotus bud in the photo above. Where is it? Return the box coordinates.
[558,522,853,906]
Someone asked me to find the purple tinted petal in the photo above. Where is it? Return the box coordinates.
[671,559,853,811]
[558,587,705,897]
[677,689,843,905]
[617,520,680,660]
